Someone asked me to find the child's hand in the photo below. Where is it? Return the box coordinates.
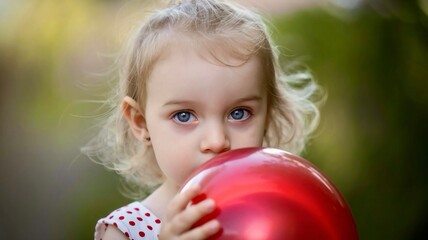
[159,185,220,240]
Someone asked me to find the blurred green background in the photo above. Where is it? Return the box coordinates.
[1,0,427,239]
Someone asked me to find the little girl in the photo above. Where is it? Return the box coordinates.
[83,0,322,239]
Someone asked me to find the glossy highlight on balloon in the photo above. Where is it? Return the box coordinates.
[181,147,358,240]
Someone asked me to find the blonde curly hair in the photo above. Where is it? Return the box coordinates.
[82,0,323,197]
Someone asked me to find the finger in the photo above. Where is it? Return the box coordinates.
[165,185,202,219]
[168,198,216,234]
[179,219,221,240]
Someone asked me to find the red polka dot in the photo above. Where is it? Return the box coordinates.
[113,222,118,227]
[155,219,161,224]
[137,217,143,221]
[145,212,151,217]
[147,225,153,230]
[126,211,132,214]
[129,221,135,226]
[125,232,129,237]
[134,208,140,211]
[119,216,124,220]
[139,231,145,237]
[108,215,114,219]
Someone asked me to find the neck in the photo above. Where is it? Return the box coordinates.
[142,181,180,219]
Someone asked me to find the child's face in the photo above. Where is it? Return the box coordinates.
[144,42,268,188]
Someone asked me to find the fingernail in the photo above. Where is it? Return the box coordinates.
[190,184,201,192]
[207,220,220,233]
[202,199,215,209]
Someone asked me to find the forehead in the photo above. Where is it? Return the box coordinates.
[146,38,266,106]
[155,31,259,66]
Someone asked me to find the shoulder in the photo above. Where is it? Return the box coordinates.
[94,201,162,240]
[100,226,129,240]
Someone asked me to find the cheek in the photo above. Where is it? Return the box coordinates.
[150,136,196,185]
[250,112,269,140]
[231,125,265,149]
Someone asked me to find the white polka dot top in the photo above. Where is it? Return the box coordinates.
[95,201,161,240]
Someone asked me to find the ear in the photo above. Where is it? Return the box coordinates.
[122,96,151,145]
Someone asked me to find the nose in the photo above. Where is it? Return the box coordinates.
[200,122,230,154]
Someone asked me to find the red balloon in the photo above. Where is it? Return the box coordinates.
[181,147,358,240]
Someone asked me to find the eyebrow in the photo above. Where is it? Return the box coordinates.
[233,95,262,104]
[162,95,262,107]
[162,100,195,107]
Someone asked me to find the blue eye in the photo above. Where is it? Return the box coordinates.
[173,111,196,123]
[229,108,251,121]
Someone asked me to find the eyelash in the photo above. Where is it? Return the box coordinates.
[228,108,252,121]
[172,111,197,124]
[171,108,253,124]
